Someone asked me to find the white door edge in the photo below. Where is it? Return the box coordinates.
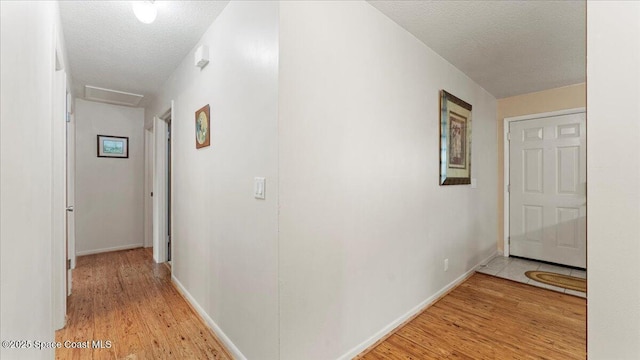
[169,101,174,266]
[152,116,166,263]
[52,69,67,330]
[151,101,174,264]
[503,107,586,258]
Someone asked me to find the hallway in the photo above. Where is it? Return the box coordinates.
[55,249,231,359]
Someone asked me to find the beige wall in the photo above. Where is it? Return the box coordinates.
[496,83,585,252]
[75,99,145,255]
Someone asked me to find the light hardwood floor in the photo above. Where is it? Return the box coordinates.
[359,273,586,360]
[55,248,232,360]
[57,251,585,359]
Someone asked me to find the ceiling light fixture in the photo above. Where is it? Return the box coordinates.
[132,1,157,24]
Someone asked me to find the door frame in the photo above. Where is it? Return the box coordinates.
[144,127,154,249]
[503,107,586,257]
[66,103,75,295]
[52,56,67,330]
[152,102,174,264]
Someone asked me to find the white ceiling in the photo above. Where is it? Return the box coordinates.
[59,1,585,106]
[368,0,586,98]
[59,1,229,106]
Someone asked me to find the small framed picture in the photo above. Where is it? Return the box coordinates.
[97,135,129,158]
[195,104,211,149]
[439,90,472,185]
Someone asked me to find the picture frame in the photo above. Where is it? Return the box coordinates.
[195,104,210,149]
[439,90,472,185]
[97,135,129,158]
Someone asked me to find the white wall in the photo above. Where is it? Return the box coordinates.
[0,1,67,358]
[75,99,145,255]
[587,2,640,359]
[146,2,279,359]
[278,2,497,359]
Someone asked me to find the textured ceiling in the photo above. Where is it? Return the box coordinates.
[59,1,229,106]
[368,0,586,98]
[60,1,585,106]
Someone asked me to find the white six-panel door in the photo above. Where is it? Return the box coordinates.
[509,112,586,268]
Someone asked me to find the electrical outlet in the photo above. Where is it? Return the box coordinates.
[444,258,449,271]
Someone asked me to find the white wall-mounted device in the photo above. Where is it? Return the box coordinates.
[195,45,209,69]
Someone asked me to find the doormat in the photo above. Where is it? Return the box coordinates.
[525,271,586,293]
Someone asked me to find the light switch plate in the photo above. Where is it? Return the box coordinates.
[254,177,266,199]
[471,178,477,189]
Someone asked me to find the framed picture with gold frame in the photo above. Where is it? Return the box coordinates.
[195,104,210,149]
[439,90,472,185]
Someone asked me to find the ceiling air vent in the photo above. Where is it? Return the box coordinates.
[84,85,144,107]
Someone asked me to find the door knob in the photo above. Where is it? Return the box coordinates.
[66,206,74,212]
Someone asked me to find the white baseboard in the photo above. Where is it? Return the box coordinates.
[76,243,143,256]
[171,275,246,360]
[337,250,499,360]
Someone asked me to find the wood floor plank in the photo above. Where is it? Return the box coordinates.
[55,248,232,360]
[387,333,453,359]
[91,251,119,360]
[395,324,476,360]
[361,273,586,360]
